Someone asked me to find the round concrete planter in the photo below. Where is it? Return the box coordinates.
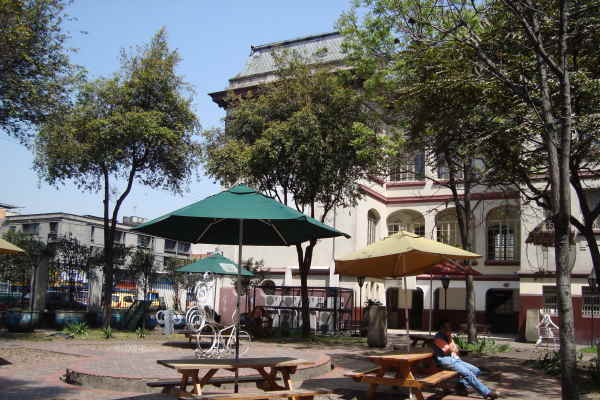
[5,311,40,332]
[54,310,87,329]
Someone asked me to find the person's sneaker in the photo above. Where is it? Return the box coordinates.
[485,390,501,399]
[454,383,469,396]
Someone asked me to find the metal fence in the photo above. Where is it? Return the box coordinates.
[251,285,354,335]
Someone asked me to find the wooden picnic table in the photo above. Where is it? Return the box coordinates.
[157,357,313,396]
[347,353,457,400]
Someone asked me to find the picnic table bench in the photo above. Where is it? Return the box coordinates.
[345,353,458,400]
[147,374,281,393]
[177,389,331,400]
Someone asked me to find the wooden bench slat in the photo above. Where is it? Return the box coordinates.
[147,374,277,388]
[343,365,381,381]
[177,389,331,400]
[417,370,458,385]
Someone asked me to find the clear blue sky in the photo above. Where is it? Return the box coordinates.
[0,0,351,219]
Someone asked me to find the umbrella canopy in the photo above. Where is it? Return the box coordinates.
[177,254,254,276]
[0,238,25,255]
[334,231,480,278]
[132,184,349,380]
[133,184,349,245]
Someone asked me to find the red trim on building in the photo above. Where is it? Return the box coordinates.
[518,273,591,278]
[359,184,518,205]
[485,260,520,266]
[416,275,520,281]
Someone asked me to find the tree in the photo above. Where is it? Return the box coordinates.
[0,230,51,308]
[128,248,158,305]
[51,236,100,306]
[203,52,387,336]
[0,0,81,143]
[163,256,189,311]
[340,1,583,397]
[34,28,201,328]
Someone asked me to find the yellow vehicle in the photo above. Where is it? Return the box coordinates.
[111,293,135,309]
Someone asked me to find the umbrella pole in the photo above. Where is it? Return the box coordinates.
[429,274,433,335]
[403,254,410,336]
[235,219,243,393]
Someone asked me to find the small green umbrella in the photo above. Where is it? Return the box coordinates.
[177,254,253,276]
[133,184,349,387]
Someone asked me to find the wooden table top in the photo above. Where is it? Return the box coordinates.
[157,357,313,370]
[368,353,433,364]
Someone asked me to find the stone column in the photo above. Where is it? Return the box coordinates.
[88,267,103,311]
[367,305,388,347]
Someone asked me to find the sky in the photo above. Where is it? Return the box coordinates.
[0,0,352,220]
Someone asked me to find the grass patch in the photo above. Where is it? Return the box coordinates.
[580,345,598,353]
[259,333,367,346]
[454,335,511,354]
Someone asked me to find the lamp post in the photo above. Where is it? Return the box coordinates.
[441,275,450,312]
[357,276,365,321]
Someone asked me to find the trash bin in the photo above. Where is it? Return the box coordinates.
[367,306,387,348]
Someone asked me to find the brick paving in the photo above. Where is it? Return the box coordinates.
[0,333,579,400]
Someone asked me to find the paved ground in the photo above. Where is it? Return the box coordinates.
[0,331,595,400]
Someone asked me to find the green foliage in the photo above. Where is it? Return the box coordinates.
[453,335,510,354]
[163,257,190,311]
[531,351,584,376]
[64,322,88,337]
[0,231,51,297]
[232,258,266,296]
[203,51,388,215]
[34,28,201,327]
[581,345,599,353]
[0,0,82,143]
[128,248,157,304]
[136,326,145,339]
[102,326,113,339]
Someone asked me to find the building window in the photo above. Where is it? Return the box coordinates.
[389,152,425,182]
[387,210,425,237]
[583,287,600,318]
[165,239,190,255]
[22,223,40,235]
[435,209,460,247]
[486,206,520,262]
[437,161,464,181]
[137,235,154,249]
[542,286,558,316]
[367,210,380,245]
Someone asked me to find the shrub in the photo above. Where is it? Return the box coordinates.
[64,322,88,337]
[102,326,113,339]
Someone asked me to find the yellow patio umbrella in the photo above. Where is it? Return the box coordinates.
[0,238,25,255]
[334,231,481,333]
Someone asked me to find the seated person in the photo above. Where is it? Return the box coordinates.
[433,321,500,399]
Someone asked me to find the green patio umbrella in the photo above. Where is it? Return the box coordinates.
[132,184,349,389]
[177,254,254,321]
[176,254,253,276]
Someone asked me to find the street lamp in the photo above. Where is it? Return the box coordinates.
[357,276,366,321]
[440,275,450,311]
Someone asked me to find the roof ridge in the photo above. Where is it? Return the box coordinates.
[250,31,340,54]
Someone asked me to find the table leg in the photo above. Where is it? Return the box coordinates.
[367,367,386,400]
[179,371,193,393]
[280,367,294,390]
[256,367,282,391]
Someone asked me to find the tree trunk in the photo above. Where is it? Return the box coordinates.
[465,273,476,342]
[102,171,114,329]
[296,241,316,337]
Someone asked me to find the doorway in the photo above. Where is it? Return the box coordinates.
[485,289,519,333]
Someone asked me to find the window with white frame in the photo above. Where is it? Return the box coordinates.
[367,209,380,245]
[387,210,425,237]
[542,286,558,316]
[437,161,464,181]
[389,152,425,182]
[486,206,520,262]
[583,287,600,318]
[436,209,461,247]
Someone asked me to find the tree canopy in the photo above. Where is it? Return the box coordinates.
[0,0,80,143]
[34,28,201,326]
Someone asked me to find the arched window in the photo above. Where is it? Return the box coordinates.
[486,206,520,262]
[387,210,425,236]
[367,209,380,245]
[436,208,461,247]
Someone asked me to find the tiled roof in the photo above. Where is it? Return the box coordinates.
[228,32,345,90]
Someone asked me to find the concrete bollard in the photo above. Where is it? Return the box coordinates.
[367,306,387,348]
